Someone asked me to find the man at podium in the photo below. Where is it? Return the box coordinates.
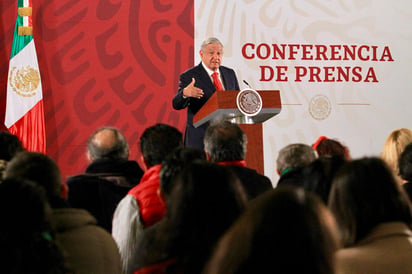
[172,37,240,150]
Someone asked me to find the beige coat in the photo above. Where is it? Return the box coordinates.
[336,222,412,274]
[53,208,122,274]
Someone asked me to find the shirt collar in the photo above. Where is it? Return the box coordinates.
[201,61,218,77]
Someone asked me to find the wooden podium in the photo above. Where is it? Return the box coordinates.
[193,90,281,174]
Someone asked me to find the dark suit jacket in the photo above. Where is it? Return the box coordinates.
[226,165,273,200]
[66,158,143,232]
[172,63,240,150]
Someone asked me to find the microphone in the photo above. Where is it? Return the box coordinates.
[243,80,252,89]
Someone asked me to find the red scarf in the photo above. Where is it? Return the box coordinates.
[217,160,247,167]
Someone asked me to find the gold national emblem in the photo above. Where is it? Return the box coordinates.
[8,65,40,97]
[236,89,262,116]
[309,94,332,120]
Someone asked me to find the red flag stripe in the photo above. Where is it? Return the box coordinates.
[8,100,46,153]
[28,0,32,27]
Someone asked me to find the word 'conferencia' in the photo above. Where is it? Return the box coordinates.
[242,43,394,83]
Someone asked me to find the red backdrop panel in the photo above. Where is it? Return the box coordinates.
[0,0,194,180]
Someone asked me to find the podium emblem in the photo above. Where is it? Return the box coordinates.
[236,88,262,117]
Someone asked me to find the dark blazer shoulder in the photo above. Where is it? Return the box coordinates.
[219,65,236,73]
[181,63,205,77]
[227,165,273,200]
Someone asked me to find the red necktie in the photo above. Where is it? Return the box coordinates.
[212,72,223,91]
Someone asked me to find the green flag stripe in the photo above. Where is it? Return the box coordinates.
[10,0,33,59]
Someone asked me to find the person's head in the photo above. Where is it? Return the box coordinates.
[159,147,206,199]
[4,151,66,205]
[399,142,412,182]
[302,155,347,204]
[381,128,412,183]
[276,143,318,175]
[0,131,24,161]
[200,37,223,72]
[328,157,412,246]
[312,136,351,160]
[87,126,129,161]
[0,178,68,273]
[203,120,247,162]
[139,123,183,169]
[162,161,247,273]
[203,187,340,274]
[0,178,52,238]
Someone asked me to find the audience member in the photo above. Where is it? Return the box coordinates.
[203,186,340,274]
[0,130,24,179]
[399,142,412,200]
[312,136,351,160]
[302,155,347,204]
[381,128,412,185]
[204,120,272,200]
[0,178,70,274]
[112,123,183,273]
[276,143,317,187]
[329,157,412,273]
[159,147,206,199]
[4,151,122,274]
[66,126,144,232]
[131,161,248,274]
[127,147,206,273]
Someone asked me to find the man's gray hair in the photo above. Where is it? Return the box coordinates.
[204,120,247,162]
[200,37,223,51]
[276,143,318,174]
[87,127,129,161]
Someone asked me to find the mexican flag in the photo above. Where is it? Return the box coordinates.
[5,0,46,153]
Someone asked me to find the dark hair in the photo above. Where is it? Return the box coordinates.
[329,157,412,246]
[399,142,412,181]
[204,120,247,162]
[203,187,340,274]
[4,151,63,202]
[0,178,69,273]
[140,124,183,167]
[160,147,206,197]
[159,161,247,273]
[0,131,24,161]
[313,137,350,160]
[303,155,346,204]
[87,127,129,160]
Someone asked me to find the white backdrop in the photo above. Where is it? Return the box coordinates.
[194,0,412,184]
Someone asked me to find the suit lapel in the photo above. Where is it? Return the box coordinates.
[195,63,215,91]
[219,67,228,90]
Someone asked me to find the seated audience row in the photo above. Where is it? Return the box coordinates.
[3,151,122,274]
[0,178,69,273]
[329,157,412,274]
[112,123,183,273]
[132,161,248,273]
[203,186,340,274]
[2,126,412,274]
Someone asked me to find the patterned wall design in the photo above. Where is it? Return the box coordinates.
[0,0,194,179]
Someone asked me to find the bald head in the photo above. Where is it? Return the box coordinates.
[92,129,117,148]
[87,127,129,161]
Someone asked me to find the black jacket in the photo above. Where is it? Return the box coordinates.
[66,158,143,232]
